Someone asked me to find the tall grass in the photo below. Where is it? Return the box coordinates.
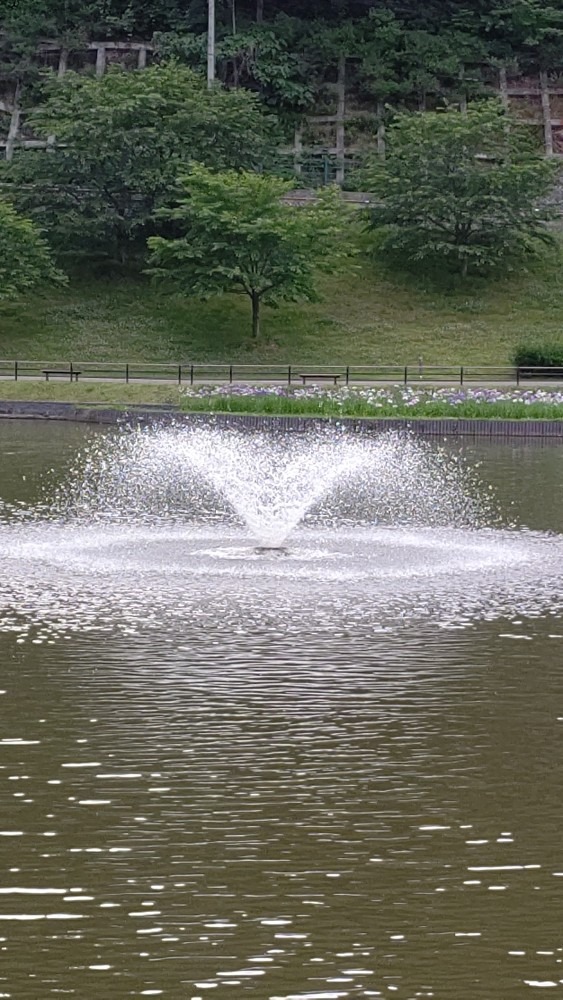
[179,394,563,420]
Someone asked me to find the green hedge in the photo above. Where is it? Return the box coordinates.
[513,344,563,369]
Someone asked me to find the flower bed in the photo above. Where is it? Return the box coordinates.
[180,384,563,420]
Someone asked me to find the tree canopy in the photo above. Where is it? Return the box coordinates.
[6,62,279,262]
[147,165,353,338]
[364,100,557,276]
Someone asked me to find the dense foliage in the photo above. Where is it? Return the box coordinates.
[0,198,65,299]
[1,1,562,117]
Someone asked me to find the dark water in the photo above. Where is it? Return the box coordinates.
[1,421,563,1000]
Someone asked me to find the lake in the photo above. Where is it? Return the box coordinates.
[1,420,562,1000]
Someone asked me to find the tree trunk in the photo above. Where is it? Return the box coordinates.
[251,292,261,339]
[461,256,468,279]
[256,0,264,22]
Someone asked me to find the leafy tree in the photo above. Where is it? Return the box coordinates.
[147,165,353,339]
[0,199,65,299]
[364,101,557,277]
[7,62,279,263]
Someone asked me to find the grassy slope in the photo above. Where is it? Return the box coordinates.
[1,248,563,365]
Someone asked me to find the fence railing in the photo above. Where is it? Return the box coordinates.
[1,360,563,387]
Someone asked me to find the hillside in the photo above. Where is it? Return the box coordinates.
[2,249,563,366]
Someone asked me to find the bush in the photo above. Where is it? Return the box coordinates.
[513,344,563,367]
[513,344,563,378]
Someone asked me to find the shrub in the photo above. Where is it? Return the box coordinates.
[513,344,563,378]
[513,344,563,367]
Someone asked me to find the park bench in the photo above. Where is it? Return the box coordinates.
[43,369,81,382]
[299,372,342,386]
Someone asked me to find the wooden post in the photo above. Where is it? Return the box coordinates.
[499,66,509,109]
[6,109,21,161]
[95,44,107,77]
[137,45,147,69]
[540,70,554,155]
[207,0,216,87]
[5,85,21,162]
[293,125,303,176]
[335,54,346,185]
[377,100,386,157]
[459,65,467,114]
[57,47,68,78]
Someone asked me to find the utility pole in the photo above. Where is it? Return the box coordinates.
[207,0,216,88]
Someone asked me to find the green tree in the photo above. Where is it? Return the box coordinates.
[0,198,65,299]
[147,165,352,339]
[7,62,278,263]
[364,101,557,277]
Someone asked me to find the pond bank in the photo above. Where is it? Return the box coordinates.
[1,399,563,437]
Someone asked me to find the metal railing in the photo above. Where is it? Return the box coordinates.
[1,360,563,387]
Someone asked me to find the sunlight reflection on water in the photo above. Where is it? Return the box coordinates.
[1,423,563,998]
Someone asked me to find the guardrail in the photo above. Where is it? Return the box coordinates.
[1,360,563,387]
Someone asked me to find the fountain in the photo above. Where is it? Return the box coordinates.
[68,424,487,547]
[1,422,563,636]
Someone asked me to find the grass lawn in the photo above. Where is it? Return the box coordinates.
[0,382,181,405]
[1,248,563,365]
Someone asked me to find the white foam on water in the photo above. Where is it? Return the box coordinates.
[0,424,561,637]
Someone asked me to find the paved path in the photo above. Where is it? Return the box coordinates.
[2,374,563,391]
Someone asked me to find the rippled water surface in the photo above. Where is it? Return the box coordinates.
[1,421,563,999]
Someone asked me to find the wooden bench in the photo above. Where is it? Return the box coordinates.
[299,372,342,386]
[43,369,81,382]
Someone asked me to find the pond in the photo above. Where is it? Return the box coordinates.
[1,420,563,1000]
